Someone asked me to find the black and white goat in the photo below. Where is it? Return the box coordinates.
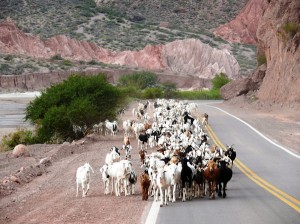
[180,157,194,201]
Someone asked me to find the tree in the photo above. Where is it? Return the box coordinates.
[25,74,126,142]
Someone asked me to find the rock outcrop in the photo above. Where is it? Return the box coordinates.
[213,0,267,44]
[220,65,266,100]
[221,0,300,105]
[12,144,30,157]
[0,20,240,81]
[256,0,300,103]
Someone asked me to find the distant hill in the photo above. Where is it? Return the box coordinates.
[0,0,256,75]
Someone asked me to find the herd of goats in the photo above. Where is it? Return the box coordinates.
[76,99,236,207]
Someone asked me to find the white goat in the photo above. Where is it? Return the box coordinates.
[156,166,172,207]
[106,160,133,196]
[76,163,94,198]
[123,120,132,137]
[105,146,121,165]
[100,164,110,195]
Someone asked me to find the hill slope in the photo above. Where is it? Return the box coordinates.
[0,0,256,75]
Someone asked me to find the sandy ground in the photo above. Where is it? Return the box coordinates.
[0,97,299,224]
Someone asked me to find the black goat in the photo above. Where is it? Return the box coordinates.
[138,133,150,149]
[217,160,232,198]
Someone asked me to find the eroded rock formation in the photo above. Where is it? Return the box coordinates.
[256,0,300,103]
[213,0,267,44]
[221,0,300,104]
[220,65,266,100]
[0,20,240,82]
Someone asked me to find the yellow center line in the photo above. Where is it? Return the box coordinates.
[197,115,300,213]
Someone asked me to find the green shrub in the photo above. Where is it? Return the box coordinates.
[119,86,140,98]
[25,74,126,142]
[61,59,73,66]
[142,87,164,99]
[160,82,177,99]
[88,60,99,65]
[51,54,63,61]
[0,63,13,75]
[118,71,158,90]
[174,89,221,100]
[0,128,35,151]
[282,22,299,37]
[4,55,14,61]
[257,53,267,66]
[211,73,230,90]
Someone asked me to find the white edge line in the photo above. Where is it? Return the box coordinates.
[207,105,300,159]
[144,200,160,224]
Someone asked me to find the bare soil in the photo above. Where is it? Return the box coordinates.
[0,98,299,224]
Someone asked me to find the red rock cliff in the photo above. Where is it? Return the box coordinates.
[213,0,267,44]
[256,0,300,103]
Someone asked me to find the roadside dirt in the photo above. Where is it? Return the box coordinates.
[0,101,154,224]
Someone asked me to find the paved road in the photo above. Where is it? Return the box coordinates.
[152,101,300,224]
[0,92,39,128]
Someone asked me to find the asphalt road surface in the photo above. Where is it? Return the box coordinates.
[152,101,300,224]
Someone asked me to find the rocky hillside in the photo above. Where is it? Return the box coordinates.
[221,0,300,104]
[213,0,267,44]
[0,0,257,76]
[0,20,240,89]
[256,0,300,103]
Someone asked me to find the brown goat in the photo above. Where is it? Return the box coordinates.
[139,150,147,165]
[124,136,130,146]
[139,172,151,200]
[143,122,151,131]
[204,113,209,124]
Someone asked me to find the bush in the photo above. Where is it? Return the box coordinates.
[142,87,163,99]
[282,22,299,37]
[118,71,158,90]
[61,59,73,66]
[174,89,221,100]
[211,73,230,90]
[51,54,63,61]
[25,74,126,142]
[160,82,177,99]
[4,55,14,61]
[0,63,13,75]
[0,128,35,151]
[257,53,267,66]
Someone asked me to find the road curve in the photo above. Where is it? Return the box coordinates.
[147,101,300,224]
